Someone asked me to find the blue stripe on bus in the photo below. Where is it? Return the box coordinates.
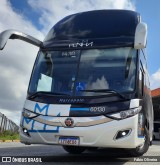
[70,108,90,111]
[138,136,145,138]
[28,127,60,133]
[31,120,35,130]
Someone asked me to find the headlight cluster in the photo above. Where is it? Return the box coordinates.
[108,106,142,120]
[22,109,38,118]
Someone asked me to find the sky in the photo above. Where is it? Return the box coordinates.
[0,0,160,124]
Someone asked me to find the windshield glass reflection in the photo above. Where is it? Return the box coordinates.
[29,47,137,96]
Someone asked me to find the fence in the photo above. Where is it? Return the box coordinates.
[0,112,19,133]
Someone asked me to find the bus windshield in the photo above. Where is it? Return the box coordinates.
[28,47,137,96]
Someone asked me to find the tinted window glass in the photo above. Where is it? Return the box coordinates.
[29,47,137,96]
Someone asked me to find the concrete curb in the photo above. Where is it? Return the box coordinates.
[0,140,20,142]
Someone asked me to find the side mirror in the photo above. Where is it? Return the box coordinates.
[0,29,42,50]
[134,22,147,49]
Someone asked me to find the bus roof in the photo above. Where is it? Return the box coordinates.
[43,10,140,49]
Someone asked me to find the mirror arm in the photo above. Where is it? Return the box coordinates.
[0,29,42,50]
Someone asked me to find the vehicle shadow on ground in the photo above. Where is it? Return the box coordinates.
[42,148,133,163]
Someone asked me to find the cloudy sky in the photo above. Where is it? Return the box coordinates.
[0,0,160,124]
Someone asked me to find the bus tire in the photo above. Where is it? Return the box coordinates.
[129,127,150,157]
[63,146,86,154]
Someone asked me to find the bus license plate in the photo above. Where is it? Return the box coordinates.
[58,137,79,146]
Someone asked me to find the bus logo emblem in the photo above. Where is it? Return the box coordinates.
[69,40,93,48]
[65,118,74,127]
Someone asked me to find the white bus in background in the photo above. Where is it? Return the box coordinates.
[153,121,160,140]
[0,10,153,157]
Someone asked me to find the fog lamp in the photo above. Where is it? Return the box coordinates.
[22,127,30,137]
[115,129,131,140]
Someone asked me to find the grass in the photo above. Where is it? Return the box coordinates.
[0,130,19,141]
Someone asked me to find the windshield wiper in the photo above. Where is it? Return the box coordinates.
[80,89,126,99]
[28,91,70,99]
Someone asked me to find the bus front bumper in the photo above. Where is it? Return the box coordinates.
[20,114,144,148]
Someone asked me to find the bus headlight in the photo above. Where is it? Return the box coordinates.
[108,106,142,119]
[22,109,39,118]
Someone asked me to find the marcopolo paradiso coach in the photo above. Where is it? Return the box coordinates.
[0,10,153,157]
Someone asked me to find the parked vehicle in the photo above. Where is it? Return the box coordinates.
[153,121,160,140]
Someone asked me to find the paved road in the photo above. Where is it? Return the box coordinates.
[0,141,160,164]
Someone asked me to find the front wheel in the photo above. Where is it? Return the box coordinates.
[128,127,150,157]
[63,146,86,154]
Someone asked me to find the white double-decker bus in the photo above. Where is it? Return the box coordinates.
[0,10,153,156]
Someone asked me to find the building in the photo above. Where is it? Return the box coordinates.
[151,88,160,121]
